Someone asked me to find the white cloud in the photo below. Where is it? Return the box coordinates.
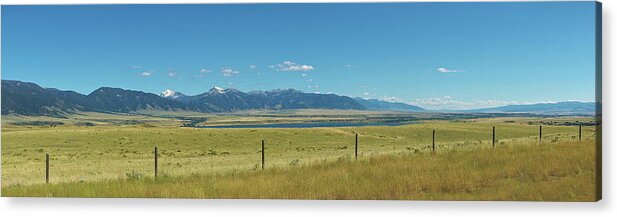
[381,96,403,102]
[140,71,153,76]
[161,89,176,98]
[196,68,211,78]
[271,60,314,72]
[130,65,143,69]
[345,64,353,68]
[221,68,239,77]
[360,92,379,99]
[305,79,313,82]
[249,65,257,69]
[437,67,465,73]
[410,96,537,110]
[301,73,308,77]
[167,71,177,77]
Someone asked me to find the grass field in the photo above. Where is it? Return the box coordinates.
[0,112,599,200]
[2,139,597,201]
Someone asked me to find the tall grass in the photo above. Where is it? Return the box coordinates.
[2,119,591,187]
[2,139,597,201]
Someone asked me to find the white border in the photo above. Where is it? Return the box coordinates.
[0,1,613,217]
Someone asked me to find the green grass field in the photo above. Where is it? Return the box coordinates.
[0,112,599,200]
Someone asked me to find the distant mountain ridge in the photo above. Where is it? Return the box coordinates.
[2,80,596,117]
[466,101,597,115]
[2,80,420,116]
[1,80,87,116]
[1,80,191,116]
[354,97,424,112]
[163,87,366,112]
[87,87,190,113]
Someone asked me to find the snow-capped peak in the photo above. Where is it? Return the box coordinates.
[161,89,178,98]
[210,86,227,94]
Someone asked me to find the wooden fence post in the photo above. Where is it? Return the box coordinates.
[355,133,358,160]
[492,126,496,148]
[539,125,543,144]
[154,146,158,179]
[579,125,582,141]
[261,140,265,170]
[432,129,435,152]
[45,153,50,184]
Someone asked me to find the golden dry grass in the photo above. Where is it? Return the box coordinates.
[1,120,589,186]
[2,138,598,201]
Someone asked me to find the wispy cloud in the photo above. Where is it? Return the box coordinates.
[139,71,153,77]
[437,67,465,73]
[359,92,377,99]
[196,68,211,78]
[221,68,239,77]
[411,96,536,110]
[249,65,257,69]
[301,73,308,77]
[130,65,143,69]
[380,96,403,102]
[167,70,177,78]
[345,64,353,68]
[271,61,314,72]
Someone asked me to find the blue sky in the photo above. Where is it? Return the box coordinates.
[1,2,598,109]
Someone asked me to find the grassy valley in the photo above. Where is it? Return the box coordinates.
[1,111,599,201]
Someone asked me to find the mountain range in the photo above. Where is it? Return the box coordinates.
[0,80,423,116]
[466,101,597,115]
[353,97,425,112]
[0,80,596,117]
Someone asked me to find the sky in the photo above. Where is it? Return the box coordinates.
[1,2,598,110]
